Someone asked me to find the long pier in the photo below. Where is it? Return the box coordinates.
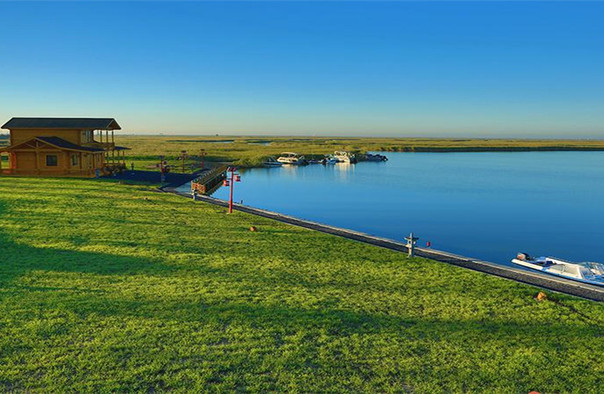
[167,191,604,302]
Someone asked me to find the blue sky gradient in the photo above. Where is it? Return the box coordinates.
[1,1,603,137]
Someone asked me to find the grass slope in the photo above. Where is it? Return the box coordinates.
[1,177,603,392]
[114,135,604,170]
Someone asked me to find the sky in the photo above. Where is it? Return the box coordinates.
[0,1,603,138]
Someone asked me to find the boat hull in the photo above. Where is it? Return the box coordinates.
[511,258,604,287]
[277,158,303,165]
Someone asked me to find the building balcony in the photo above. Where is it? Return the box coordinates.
[83,141,115,151]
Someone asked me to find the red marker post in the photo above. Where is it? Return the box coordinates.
[226,167,241,213]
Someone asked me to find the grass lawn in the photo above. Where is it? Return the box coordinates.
[1,177,603,392]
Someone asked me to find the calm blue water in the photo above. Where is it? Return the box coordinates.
[207,152,604,264]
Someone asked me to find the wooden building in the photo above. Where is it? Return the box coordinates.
[0,117,129,177]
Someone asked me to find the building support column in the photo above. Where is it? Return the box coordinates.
[34,148,40,175]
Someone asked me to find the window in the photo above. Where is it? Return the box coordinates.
[46,155,58,166]
[81,130,92,142]
[71,154,78,166]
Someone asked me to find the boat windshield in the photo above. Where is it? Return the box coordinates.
[579,262,604,276]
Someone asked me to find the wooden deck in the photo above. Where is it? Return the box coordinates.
[190,165,228,194]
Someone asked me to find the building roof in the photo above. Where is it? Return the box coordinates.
[37,136,106,152]
[1,136,105,153]
[1,117,121,130]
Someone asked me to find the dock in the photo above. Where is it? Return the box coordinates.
[108,169,204,189]
[190,165,228,194]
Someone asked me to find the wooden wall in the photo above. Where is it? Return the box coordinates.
[10,129,82,145]
[4,149,105,176]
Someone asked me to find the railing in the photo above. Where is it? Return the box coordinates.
[83,141,115,150]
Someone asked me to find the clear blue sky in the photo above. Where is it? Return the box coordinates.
[1,1,603,137]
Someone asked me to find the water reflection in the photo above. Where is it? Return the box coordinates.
[202,152,604,264]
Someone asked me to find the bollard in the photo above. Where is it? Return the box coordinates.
[404,232,419,257]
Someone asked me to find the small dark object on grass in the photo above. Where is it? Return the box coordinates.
[535,291,548,301]
[250,226,257,232]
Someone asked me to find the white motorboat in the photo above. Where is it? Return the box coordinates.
[322,155,338,165]
[512,253,604,286]
[333,151,357,164]
[277,152,306,165]
[263,157,283,167]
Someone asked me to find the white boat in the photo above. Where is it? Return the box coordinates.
[263,157,283,167]
[277,152,306,165]
[333,151,357,164]
[512,253,604,287]
[319,155,338,165]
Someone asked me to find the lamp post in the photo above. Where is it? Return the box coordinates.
[405,232,419,257]
[200,149,206,170]
[159,155,166,183]
[179,150,188,173]
[223,166,241,213]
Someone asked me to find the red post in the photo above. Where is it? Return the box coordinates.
[180,150,187,173]
[227,167,241,214]
[228,167,234,213]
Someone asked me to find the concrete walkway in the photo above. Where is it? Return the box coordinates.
[106,169,206,188]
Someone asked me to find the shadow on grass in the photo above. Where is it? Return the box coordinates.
[0,201,178,295]
[2,196,604,351]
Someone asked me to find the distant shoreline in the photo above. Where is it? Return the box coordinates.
[108,135,604,169]
[380,146,604,153]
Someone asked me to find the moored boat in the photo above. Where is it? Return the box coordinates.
[512,253,604,286]
[333,151,357,164]
[277,152,306,165]
[263,157,283,167]
[321,155,338,165]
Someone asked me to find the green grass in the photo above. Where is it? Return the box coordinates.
[114,135,604,170]
[1,177,604,392]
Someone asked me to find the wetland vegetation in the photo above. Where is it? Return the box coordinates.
[113,135,604,170]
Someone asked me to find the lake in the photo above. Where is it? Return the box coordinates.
[201,152,604,265]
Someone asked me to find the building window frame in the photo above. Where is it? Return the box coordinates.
[71,154,78,166]
[81,130,92,142]
[46,154,58,167]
